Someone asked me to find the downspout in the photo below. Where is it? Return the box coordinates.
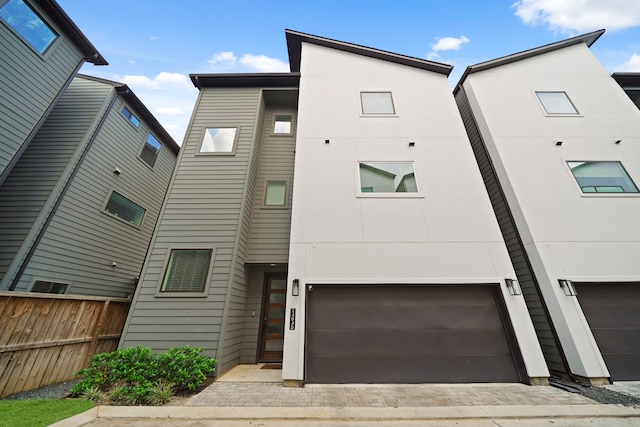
[8,90,119,291]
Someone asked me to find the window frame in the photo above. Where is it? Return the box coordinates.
[0,0,59,56]
[139,132,162,169]
[198,127,239,155]
[535,91,580,116]
[30,279,69,294]
[155,246,216,297]
[566,160,639,196]
[356,161,423,198]
[262,179,289,209]
[121,106,141,128]
[102,190,147,228]
[360,91,396,116]
[272,114,294,136]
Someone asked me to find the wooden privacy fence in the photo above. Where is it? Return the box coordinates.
[0,291,130,398]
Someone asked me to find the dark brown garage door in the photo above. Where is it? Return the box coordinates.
[305,284,525,383]
[577,282,640,381]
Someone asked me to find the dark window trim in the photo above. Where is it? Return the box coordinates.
[121,106,141,128]
[102,189,146,228]
[567,160,639,195]
[139,132,162,169]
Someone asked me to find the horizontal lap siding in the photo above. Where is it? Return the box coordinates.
[0,8,84,176]
[121,88,262,361]
[455,89,567,375]
[0,79,111,285]
[15,92,177,298]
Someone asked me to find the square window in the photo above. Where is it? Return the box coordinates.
[0,0,57,54]
[361,92,395,114]
[536,91,578,114]
[567,161,638,193]
[31,280,67,294]
[273,115,292,134]
[264,180,287,206]
[140,133,161,168]
[104,191,146,226]
[200,128,238,153]
[121,106,141,127]
[359,162,417,193]
[160,249,213,293]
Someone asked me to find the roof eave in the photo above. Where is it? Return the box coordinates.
[285,29,453,76]
[190,73,301,90]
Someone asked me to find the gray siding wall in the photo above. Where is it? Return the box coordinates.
[120,88,264,370]
[246,109,296,263]
[455,88,567,375]
[0,78,113,286]
[0,1,84,177]
[12,92,177,298]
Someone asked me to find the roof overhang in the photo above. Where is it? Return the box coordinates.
[612,72,640,89]
[36,0,107,65]
[454,29,605,94]
[285,29,453,76]
[190,73,300,90]
[77,74,179,153]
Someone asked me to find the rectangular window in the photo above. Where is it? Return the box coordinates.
[361,92,395,114]
[104,191,146,226]
[161,249,213,293]
[359,162,417,193]
[140,133,161,168]
[0,0,57,54]
[568,161,638,193]
[536,91,578,114]
[200,128,238,153]
[264,180,287,207]
[31,280,68,294]
[121,106,141,128]
[273,115,292,134]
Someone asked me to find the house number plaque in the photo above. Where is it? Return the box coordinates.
[289,308,296,330]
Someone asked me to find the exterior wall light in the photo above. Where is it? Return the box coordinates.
[558,279,577,296]
[505,278,522,296]
[292,279,299,296]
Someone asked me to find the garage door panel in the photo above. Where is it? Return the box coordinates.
[307,305,503,330]
[307,329,512,356]
[602,355,640,381]
[305,285,523,383]
[590,329,640,353]
[307,354,519,384]
[580,307,640,328]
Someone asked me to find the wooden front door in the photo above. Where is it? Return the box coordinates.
[259,275,286,362]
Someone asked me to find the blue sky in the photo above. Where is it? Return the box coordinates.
[58,0,640,144]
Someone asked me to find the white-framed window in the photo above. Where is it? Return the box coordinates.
[263,180,288,207]
[121,106,141,128]
[536,91,579,115]
[273,115,293,134]
[567,161,638,193]
[358,162,418,194]
[0,0,58,54]
[199,127,238,154]
[361,92,395,115]
[140,133,161,168]
[104,191,146,227]
[31,280,68,294]
[159,248,214,294]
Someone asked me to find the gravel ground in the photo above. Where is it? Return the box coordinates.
[3,379,81,400]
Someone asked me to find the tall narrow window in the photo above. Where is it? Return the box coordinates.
[273,115,292,134]
[121,106,141,127]
[567,161,638,193]
[361,92,395,114]
[359,162,417,193]
[264,180,287,207]
[104,191,146,226]
[536,91,578,114]
[200,128,238,153]
[0,0,57,54]
[161,249,213,293]
[140,133,161,168]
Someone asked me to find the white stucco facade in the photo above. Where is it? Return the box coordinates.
[283,41,548,382]
[460,41,640,380]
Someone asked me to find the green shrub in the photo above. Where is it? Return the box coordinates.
[70,345,216,405]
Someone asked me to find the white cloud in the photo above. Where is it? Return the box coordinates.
[618,53,640,71]
[427,36,470,60]
[155,107,185,116]
[121,72,190,90]
[129,59,136,64]
[240,54,289,72]
[209,51,237,66]
[149,35,158,41]
[512,0,640,33]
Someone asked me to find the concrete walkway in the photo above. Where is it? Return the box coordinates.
[52,365,640,426]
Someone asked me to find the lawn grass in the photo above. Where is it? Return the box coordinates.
[0,399,95,427]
